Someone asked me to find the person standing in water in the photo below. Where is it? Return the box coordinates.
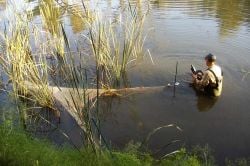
[192,53,223,97]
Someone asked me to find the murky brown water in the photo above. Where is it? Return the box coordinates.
[1,0,250,164]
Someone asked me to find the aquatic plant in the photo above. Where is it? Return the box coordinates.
[0,8,54,110]
[83,2,148,87]
[39,0,65,60]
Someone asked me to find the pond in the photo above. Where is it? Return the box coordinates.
[0,0,250,165]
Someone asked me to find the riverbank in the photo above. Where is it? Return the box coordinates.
[0,123,214,166]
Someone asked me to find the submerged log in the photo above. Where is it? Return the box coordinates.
[24,81,170,129]
[25,81,168,110]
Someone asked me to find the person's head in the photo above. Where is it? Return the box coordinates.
[205,53,216,67]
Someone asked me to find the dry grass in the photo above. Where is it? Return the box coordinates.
[40,0,65,60]
[0,5,54,110]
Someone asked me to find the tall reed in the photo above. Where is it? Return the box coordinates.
[84,2,148,87]
[0,6,54,110]
[56,24,100,151]
[39,0,65,61]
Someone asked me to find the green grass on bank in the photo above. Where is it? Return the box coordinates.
[0,124,249,166]
[0,124,208,166]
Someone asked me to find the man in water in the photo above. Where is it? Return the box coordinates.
[192,53,223,97]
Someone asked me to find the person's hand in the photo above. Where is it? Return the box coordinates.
[192,74,197,84]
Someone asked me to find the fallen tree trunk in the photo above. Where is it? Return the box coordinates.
[24,81,170,131]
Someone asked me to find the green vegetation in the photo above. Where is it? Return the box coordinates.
[0,124,140,166]
[225,158,250,166]
[0,124,215,166]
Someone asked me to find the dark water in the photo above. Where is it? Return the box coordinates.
[1,0,250,164]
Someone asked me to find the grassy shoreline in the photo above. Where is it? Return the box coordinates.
[0,124,212,166]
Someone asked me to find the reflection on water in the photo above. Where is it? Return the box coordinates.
[2,0,250,37]
[149,0,250,37]
[191,85,219,112]
[196,93,218,112]
[215,0,244,37]
[0,0,6,11]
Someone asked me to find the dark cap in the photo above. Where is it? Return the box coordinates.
[205,53,216,62]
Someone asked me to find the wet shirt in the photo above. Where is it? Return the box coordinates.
[195,64,223,96]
